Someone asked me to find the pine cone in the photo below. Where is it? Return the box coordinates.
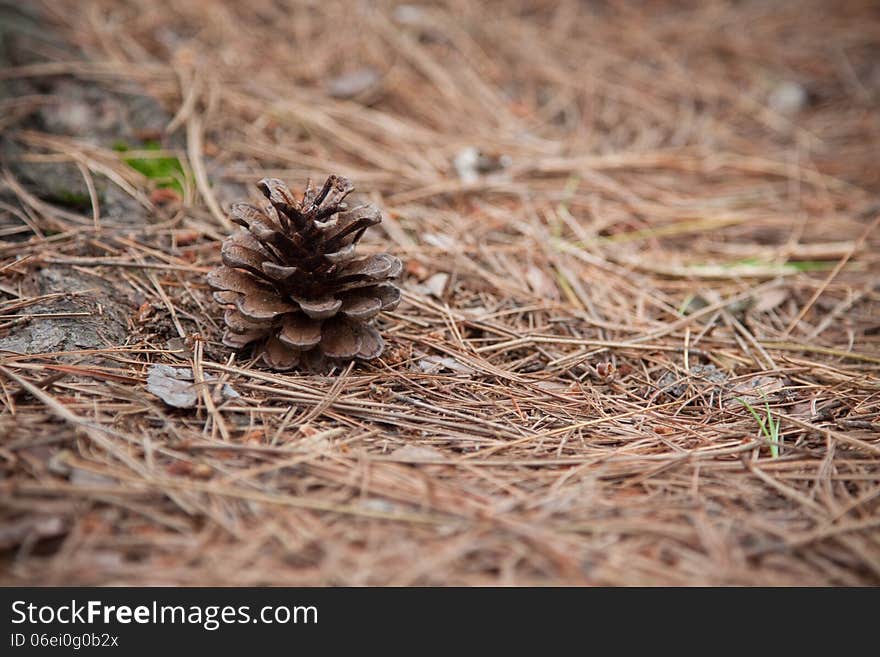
[207,175,401,370]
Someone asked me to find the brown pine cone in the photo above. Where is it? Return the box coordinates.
[208,175,401,370]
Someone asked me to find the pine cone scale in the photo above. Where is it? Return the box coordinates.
[239,294,298,321]
[261,262,299,282]
[324,244,356,263]
[207,267,268,295]
[320,318,361,358]
[340,295,382,320]
[264,336,300,369]
[339,254,400,279]
[361,325,384,359]
[224,329,268,349]
[296,297,343,320]
[224,308,273,333]
[226,226,271,255]
[375,285,402,310]
[221,241,267,272]
[213,290,239,305]
[257,178,299,208]
[279,315,322,348]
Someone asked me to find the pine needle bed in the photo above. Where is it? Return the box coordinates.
[1,0,878,585]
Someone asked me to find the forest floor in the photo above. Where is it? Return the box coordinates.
[1,0,879,585]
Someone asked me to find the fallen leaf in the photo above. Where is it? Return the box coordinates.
[147,365,198,408]
[219,383,241,400]
[146,364,239,408]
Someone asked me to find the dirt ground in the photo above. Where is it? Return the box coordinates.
[1,0,879,585]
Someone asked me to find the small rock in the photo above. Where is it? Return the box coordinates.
[454,147,481,184]
[768,81,807,115]
[453,147,511,183]
[327,68,381,99]
[393,5,426,25]
[0,267,129,360]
